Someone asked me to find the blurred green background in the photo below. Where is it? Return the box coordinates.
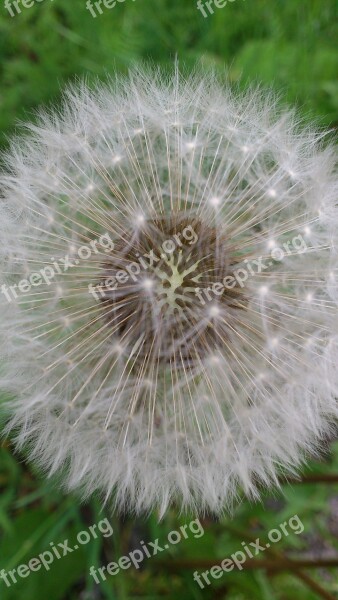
[0,0,337,598]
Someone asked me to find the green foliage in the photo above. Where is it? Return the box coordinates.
[0,0,337,598]
[0,0,337,147]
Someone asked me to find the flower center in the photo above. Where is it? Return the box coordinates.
[98,215,245,367]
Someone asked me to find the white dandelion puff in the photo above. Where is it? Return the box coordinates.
[0,67,337,516]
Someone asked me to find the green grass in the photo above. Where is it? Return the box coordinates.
[0,0,337,148]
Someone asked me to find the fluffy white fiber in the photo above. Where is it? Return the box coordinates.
[0,66,337,516]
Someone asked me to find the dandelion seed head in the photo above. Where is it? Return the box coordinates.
[0,67,337,515]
